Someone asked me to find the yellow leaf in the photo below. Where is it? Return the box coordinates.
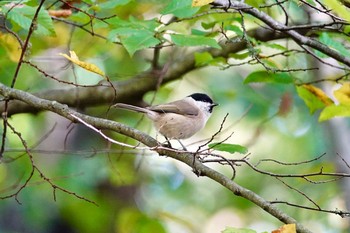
[0,32,21,62]
[334,83,350,105]
[302,84,333,106]
[272,224,296,233]
[192,0,214,7]
[59,51,105,77]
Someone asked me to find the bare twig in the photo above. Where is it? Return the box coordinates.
[2,123,58,163]
[301,72,350,84]
[1,121,97,205]
[0,1,47,159]
[196,113,230,153]
[0,111,7,159]
[23,60,110,87]
[200,152,237,179]
[270,200,350,217]
[299,0,344,22]
[213,0,350,67]
[256,153,327,166]
[0,83,313,232]
[276,177,321,209]
[3,148,151,157]
[9,0,46,88]
[70,114,151,150]
[337,153,350,170]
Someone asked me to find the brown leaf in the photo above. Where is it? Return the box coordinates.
[272,224,296,233]
[278,92,293,117]
[48,9,72,18]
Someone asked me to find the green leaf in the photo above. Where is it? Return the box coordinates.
[202,15,241,31]
[304,0,316,6]
[162,0,200,18]
[107,17,161,56]
[68,11,91,24]
[195,52,214,66]
[117,208,166,233]
[221,226,257,233]
[36,9,55,36]
[171,34,221,49]
[319,104,350,121]
[229,51,251,60]
[191,29,208,36]
[194,52,226,67]
[4,5,55,36]
[261,42,287,51]
[110,28,160,56]
[296,86,326,114]
[108,16,160,31]
[209,143,248,154]
[244,71,293,84]
[262,59,280,69]
[201,21,217,30]
[98,0,132,9]
[0,0,30,7]
[317,32,350,58]
[224,25,243,36]
[244,0,264,8]
[159,21,188,34]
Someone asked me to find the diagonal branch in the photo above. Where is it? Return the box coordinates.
[213,0,350,67]
[0,27,293,116]
[2,2,349,118]
[0,83,312,233]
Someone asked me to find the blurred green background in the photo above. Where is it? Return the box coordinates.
[1,0,349,232]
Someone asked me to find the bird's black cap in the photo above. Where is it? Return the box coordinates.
[189,93,213,103]
[189,93,218,112]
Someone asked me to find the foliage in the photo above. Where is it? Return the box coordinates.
[1,0,350,233]
[209,143,248,154]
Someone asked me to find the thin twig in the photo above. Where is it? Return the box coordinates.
[337,153,350,170]
[69,114,150,150]
[276,177,321,209]
[196,113,230,153]
[23,60,110,87]
[270,200,350,217]
[1,121,97,205]
[256,153,327,166]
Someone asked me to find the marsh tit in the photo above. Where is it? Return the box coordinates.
[113,93,218,140]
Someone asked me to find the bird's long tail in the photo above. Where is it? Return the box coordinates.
[113,103,150,114]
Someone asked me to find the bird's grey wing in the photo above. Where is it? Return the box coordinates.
[148,100,199,115]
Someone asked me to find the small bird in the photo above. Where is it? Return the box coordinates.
[113,93,218,142]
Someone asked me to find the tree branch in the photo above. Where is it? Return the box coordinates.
[0,27,292,116]
[0,83,312,233]
[2,1,347,118]
[213,0,350,67]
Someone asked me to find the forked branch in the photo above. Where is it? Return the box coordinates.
[0,83,312,233]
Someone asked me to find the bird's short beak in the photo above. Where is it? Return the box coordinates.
[212,103,219,107]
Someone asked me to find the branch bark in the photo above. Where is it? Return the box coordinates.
[0,82,312,233]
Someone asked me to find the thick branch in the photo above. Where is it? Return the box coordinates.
[0,83,312,233]
[0,27,287,116]
[2,3,348,118]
